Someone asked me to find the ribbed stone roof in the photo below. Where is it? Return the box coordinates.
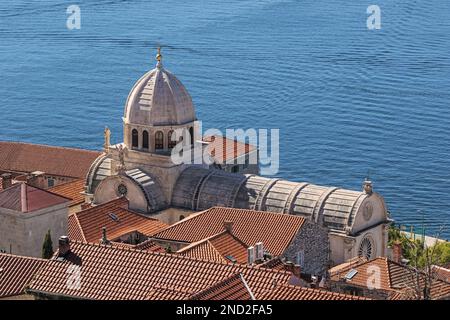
[171,167,372,234]
[123,58,196,127]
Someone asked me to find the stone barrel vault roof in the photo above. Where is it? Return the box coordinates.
[172,166,369,233]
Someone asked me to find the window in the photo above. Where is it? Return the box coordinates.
[155,131,164,150]
[231,165,239,173]
[358,236,375,260]
[189,126,194,145]
[47,178,55,188]
[142,130,149,149]
[296,250,305,267]
[168,130,176,149]
[132,129,138,148]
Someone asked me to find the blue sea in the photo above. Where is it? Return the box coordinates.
[1,0,449,238]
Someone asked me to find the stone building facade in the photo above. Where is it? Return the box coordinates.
[0,183,69,257]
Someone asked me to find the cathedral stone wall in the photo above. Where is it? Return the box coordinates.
[282,221,329,276]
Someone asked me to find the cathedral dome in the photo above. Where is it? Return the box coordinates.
[123,49,196,127]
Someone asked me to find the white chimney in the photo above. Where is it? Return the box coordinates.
[255,242,264,261]
[247,246,255,265]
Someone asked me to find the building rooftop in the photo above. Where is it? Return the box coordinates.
[0,183,70,213]
[153,207,307,257]
[189,273,254,300]
[203,136,256,164]
[48,179,85,207]
[330,257,450,300]
[177,231,249,264]
[27,240,292,300]
[68,197,168,243]
[0,141,100,179]
[0,253,46,298]
[259,284,369,300]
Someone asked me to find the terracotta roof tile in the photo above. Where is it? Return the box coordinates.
[27,241,292,300]
[178,239,227,263]
[178,231,248,264]
[0,253,46,298]
[189,273,254,300]
[330,257,450,299]
[0,183,70,213]
[432,265,450,283]
[153,207,306,256]
[204,136,256,163]
[259,284,369,300]
[68,197,168,243]
[48,179,85,207]
[0,141,100,179]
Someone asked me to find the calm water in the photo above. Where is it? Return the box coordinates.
[1,0,449,238]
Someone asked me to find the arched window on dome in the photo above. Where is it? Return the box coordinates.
[155,131,164,150]
[168,130,176,149]
[189,126,194,145]
[132,129,138,149]
[142,130,149,150]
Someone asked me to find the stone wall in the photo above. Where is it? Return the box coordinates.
[281,221,329,276]
[0,203,68,257]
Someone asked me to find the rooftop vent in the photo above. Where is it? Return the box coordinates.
[344,269,358,280]
[225,255,237,263]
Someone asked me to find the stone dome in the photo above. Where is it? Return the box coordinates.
[123,50,196,127]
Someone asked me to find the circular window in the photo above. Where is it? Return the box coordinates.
[117,183,128,196]
[358,236,375,260]
[363,202,373,221]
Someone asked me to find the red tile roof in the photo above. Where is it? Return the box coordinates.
[0,253,46,298]
[48,179,85,207]
[0,141,100,179]
[432,265,450,283]
[68,197,168,243]
[153,207,306,256]
[259,284,369,300]
[204,136,256,163]
[27,241,292,300]
[189,273,254,300]
[330,257,450,300]
[0,183,70,213]
[178,231,248,264]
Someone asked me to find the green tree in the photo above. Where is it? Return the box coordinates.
[42,230,54,259]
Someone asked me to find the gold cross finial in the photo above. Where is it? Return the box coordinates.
[156,47,162,63]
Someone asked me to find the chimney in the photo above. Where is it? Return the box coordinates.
[58,236,70,257]
[223,220,234,233]
[292,264,301,278]
[392,241,403,263]
[20,183,28,212]
[100,227,110,245]
[80,202,91,210]
[363,179,373,195]
[255,242,264,261]
[247,246,255,265]
[1,173,12,189]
